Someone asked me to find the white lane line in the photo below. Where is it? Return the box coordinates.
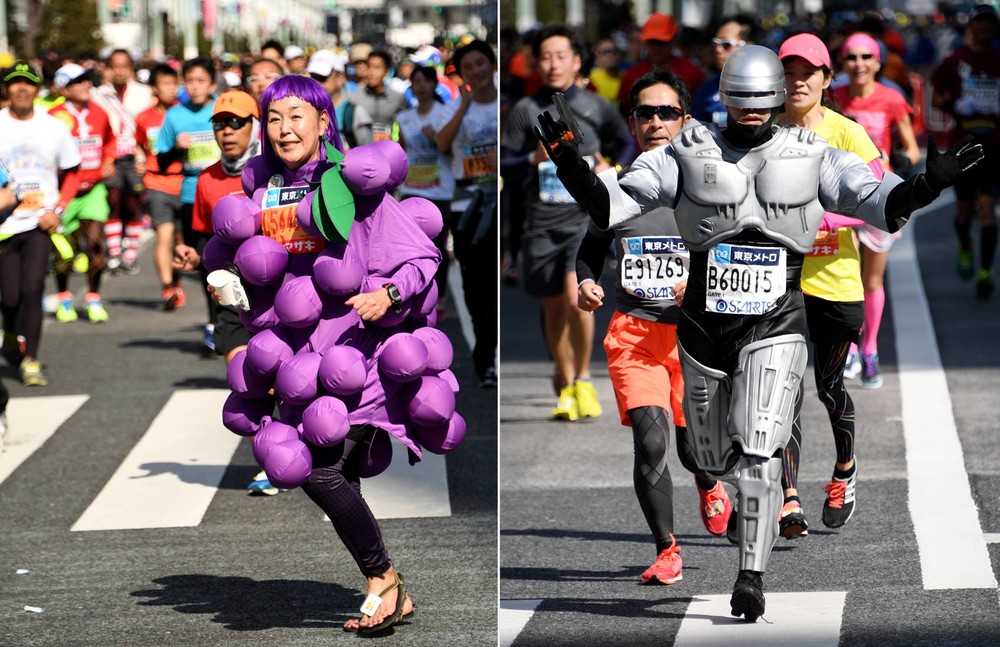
[0,395,90,485]
[361,441,452,519]
[499,599,542,647]
[889,219,997,589]
[675,592,846,646]
[72,390,239,531]
[447,261,475,353]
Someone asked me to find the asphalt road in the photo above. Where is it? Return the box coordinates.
[499,194,1000,646]
[0,243,497,646]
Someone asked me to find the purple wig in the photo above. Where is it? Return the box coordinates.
[258,75,344,176]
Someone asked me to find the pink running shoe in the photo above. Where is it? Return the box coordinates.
[640,536,683,585]
[698,480,733,536]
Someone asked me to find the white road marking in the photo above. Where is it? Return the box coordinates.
[984,533,1000,544]
[499,599,542,647]
[674,592,847,646]
[448,261,475,353]
[0,395,90,485]
[72,390,240,531]
[889,220,997,589]
[361,441,452,519]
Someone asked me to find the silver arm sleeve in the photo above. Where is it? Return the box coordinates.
[608,146,681,228]
[818,147,904,232]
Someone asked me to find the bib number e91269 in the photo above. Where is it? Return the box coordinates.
[620,235,688,300]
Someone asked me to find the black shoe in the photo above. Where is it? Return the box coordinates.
[730,570,765,622]
[478,367,497,388]
[779,500,809,539]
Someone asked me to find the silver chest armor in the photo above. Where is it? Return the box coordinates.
[672,123,827,253]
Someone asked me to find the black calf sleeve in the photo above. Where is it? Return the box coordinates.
[814,342,856,466]
[628,406,675,552]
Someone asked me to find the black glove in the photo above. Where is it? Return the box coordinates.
[924,134,984,192]
[533,109,581,168]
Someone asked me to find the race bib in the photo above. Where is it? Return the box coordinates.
[705,244,786,314]
[14,185,43,213]
[619,236,688,300]
[260,186,326,254]
[462,142,497,180]
[372,123,393,142]
[185,131,220,173]
[961,76,1000,116]
[116,134,136,159]
[77,136,103,171]
[405,152,440,189]
[145,126,161,154]
[537,156,594,204]
[807,230,841,257]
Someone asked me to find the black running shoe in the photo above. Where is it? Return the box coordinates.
[822,461,858,529]
[730,570,765,622]
[779,500,809,539]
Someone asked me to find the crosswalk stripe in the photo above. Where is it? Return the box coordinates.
[0,395,90,486]
[72,390,239,531]
[888,220,997,589]
[499,599,542,647]
[362,442,452,519]
[674,591,847,646]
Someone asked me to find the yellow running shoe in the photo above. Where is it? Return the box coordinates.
[85,298,109,323]
[20,359,47,387]
[55,292,78,323]
[574,379,603,419]
[550,384,579,421]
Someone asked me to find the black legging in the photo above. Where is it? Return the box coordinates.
[629,406,716,554]
[782,341,856,491]
[55,219,106,294]
[0,228,50,359]
[299,426,391,578]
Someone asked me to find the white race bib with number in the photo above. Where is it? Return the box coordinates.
[705,243,786,314]
[619,236,688,300]
[537,156,594,204]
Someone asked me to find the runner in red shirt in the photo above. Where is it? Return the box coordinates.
[48,63,117,324]
[136,64,186,310]
[618,13,707,114]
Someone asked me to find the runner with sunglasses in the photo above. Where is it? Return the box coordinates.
[575,71,732,587]
[692,15,759,128]
[537,44,983,621]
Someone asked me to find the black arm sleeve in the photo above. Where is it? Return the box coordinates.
[157,148,185,171]
[883,173,940,233]
[576,227,614,285]
[554,155,613,229]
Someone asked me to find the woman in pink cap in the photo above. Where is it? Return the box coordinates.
[832,33,920,390]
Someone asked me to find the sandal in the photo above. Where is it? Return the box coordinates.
[343,572,410,634]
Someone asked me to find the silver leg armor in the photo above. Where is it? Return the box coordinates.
[730,333,807,572]
[678,341,736,479]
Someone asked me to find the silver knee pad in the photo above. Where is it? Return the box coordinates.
[729,333,807,458]
[678,340,735,477]
[737,454,784,572]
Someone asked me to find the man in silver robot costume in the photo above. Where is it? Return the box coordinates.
[535,45,982,621]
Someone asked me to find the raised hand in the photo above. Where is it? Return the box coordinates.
[533,109,580,166]
[925,134,984,192]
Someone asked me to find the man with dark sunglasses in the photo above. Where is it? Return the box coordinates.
[538,44,983,622]
[574,70,733,589]
[692,14,759,128]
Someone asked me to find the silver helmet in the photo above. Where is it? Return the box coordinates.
[719,45,785,109]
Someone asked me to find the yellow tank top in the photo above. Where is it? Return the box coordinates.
[799,109,880,302]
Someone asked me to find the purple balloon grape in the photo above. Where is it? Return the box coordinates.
[274,351,322,405]
[201,236,239,273]
[274,275,323,329]
[341,146,391,195]
[371,140,408,190]
[252,419,300,465]
[301,396,351,447]
[234,235,289,286]
[295,191,322,238]
[378,333,429,382]
[399,196,443,240]
[263,439,313,488]
[227,349,274,399]
[318,345,368,395]
[313,244,365,296]
[221,392,275,436]
[411,327,453,373]
[245,327,294,376]
[212,194,262,244]
[414,412,466,455]
[405,375,456,426]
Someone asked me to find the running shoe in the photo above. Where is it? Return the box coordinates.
[640,537,682,585]
[957,248,974,281]
[574,379,602,419]
[730,570,765,622]
[843,352,861,380]
[550,384,578,421]
[106,256,122,274]
[55,292,78,323]
[20,359,47,387]
[85,298,109,323]
[823,461,858,528]
[121,258,140,275]
[726,493,740,545]
[697,480,733,536]
[2,331,22,366]
[202,324,217,355]
[162,286,186,311]
[0,411,9,447]
[975,269,994,300]
[479,367,498,388]
[247,470,285,496]
[860,353,882,389]
[778,500,809,539]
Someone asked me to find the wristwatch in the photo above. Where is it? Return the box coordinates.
[383,283,403,313]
